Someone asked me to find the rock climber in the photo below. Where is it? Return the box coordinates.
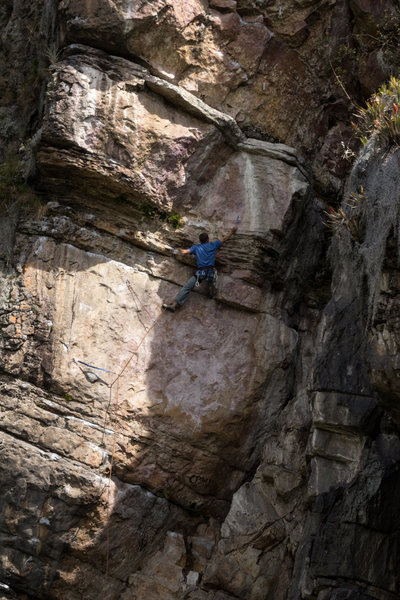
[162,226,238,312]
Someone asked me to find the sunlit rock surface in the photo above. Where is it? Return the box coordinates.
[56,0,398,196]
[2,0,400,599]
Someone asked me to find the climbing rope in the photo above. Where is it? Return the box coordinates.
[126,279,154,322]
[90,221,242,589]
[101,280,164,590]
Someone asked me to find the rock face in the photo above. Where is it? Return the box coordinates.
[2,1,400,599]
[55,0,400,197]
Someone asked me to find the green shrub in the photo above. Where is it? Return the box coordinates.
[167,212,183,229]
[139,202,156,217]
[139,202,183,229]
[352,76,400,146]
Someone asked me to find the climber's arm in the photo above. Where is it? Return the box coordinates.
[221,226,237,244]
[178,248,192,256]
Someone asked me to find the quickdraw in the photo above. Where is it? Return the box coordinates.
[76,360,117,374]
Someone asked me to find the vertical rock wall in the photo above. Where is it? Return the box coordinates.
[1,1,400,600]
[291,143,400,600]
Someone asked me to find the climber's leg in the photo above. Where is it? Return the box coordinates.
[163,275,198,311]
[174,275,197,306]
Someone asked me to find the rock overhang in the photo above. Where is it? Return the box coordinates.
[35,44,310,280]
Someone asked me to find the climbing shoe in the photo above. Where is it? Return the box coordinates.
[162,303,176,312]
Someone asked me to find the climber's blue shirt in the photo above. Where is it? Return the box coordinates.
[189,240,222,268]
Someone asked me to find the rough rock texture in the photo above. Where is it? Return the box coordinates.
[55,0,400,197]
[2,1,400,599]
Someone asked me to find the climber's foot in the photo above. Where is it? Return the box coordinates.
[162,302,176,312]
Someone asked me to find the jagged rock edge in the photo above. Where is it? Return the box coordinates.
[60,44,309,180]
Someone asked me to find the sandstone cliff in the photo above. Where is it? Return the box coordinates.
[1,1,400,599]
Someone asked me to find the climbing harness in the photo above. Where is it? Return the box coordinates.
[195,266,217,288]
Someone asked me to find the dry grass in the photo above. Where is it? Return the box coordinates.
[323,187,366,241]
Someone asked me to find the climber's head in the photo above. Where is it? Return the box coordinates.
[199,232,209,244]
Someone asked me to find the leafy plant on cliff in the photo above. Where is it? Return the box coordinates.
[323,187,366,242]
[352,77,400,146]
[329,43,358,85]
[167,212,183,230]
[139,202,156,218]
[139,202,183,229]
